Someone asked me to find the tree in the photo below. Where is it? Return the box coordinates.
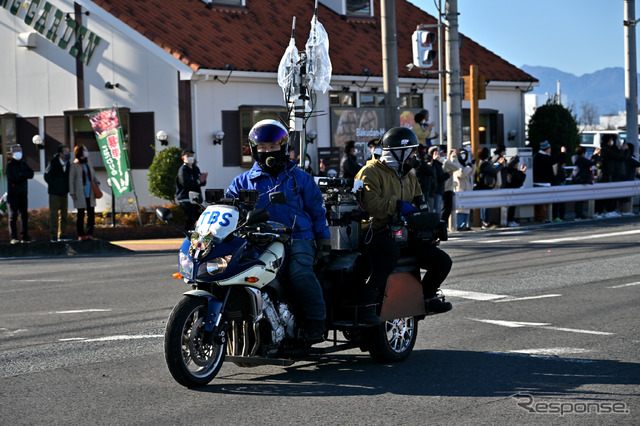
[579,101,599,128]
[148,147,182,203]
[527,100,580,154]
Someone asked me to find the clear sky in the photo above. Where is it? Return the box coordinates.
[408,0,632,76]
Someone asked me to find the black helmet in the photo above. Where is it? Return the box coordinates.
[248,119,290,173]
[381,127,419,151]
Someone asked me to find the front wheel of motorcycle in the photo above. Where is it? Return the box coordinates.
[367,316,418,363]
[165,296,226,387]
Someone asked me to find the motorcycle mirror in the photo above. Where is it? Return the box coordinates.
[156,207,173,223]
[245,208,270,225]
[189,191,203,205]
[269,191,287,205]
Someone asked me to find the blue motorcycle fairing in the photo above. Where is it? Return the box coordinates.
[184,289,224,333]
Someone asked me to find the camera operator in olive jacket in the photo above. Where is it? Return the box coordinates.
[355,127,452,323]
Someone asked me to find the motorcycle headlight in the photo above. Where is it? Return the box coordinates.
[189,231,215,260]
[198,255,232,278]
[179,251,194,278]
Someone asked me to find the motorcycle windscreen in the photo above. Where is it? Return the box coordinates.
[194,205,239,241]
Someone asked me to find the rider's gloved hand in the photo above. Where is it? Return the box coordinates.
[396,200,418,216]
[315,238,332,265]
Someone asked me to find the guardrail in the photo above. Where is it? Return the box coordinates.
[455,181,640,210]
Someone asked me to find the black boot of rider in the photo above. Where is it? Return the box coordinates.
[355,287,382,325]
[303,319,326,343]
[425,292,452,314]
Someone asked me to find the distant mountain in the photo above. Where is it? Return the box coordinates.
[520,65,637,117]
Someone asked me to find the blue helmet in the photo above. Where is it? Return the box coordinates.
[248,120,290,173]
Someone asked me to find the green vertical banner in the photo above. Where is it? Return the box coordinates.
[88,108,132,198]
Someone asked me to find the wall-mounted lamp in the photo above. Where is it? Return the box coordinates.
[352,67,372,88]
[370,87,379,93]
[305,130,317,144]
[105,81,120,89]
[156,130,169,146]
[212,130,225,145]
[32,134,45,149]
[65,11,90,22]
[341,86,350,93]
[507,129,518,141]
[214,63,235,84]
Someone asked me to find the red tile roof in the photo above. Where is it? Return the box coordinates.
[90,0,536,83]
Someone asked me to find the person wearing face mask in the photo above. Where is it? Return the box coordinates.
[339,140,362,179]
[367,139,382,160]
[594,135,628,217]
[355,127,453,318]
[452,147,475,230]
[69,144,101,240]
[6,145,34,244]
[440,149,462,224]
[44,145,72,242]
[297,152,315,175]
[226,120,331,343]
[176,148,208,231]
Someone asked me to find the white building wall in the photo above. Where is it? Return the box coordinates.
[1,0,180,210]
[2,0,532,214]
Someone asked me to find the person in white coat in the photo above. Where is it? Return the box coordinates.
[453,148,474,230]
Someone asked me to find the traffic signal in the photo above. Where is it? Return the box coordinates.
[412,30,436,68]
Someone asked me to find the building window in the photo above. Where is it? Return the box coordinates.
[347,0,372,16]
[330,92,356,107]
[399,94,424,108]
[239,106,288,167]
[360,92,385,107]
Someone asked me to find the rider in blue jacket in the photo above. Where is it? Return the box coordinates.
[226,120,330,343]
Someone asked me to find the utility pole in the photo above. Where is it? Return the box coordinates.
[381,0,400,128]
[624,0,638,151]
[445,0,462,153]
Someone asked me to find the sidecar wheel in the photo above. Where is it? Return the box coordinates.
[165,296,226,387]
[367,316,418,363]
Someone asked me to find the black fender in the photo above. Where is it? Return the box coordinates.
[183,290,224,333]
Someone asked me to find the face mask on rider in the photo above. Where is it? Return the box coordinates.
[186,156,195,165]
[12,151,23,161]
[373,148,382,157]
[304,160,310,168]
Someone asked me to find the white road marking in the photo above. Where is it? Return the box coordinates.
[494,294,562,302]
[51,309,112,314]
[468,318,614,335]
[508,347,591,356]
[469,319,548,328]
[0,328,28,336]
[478,239,517,243]
[607,281,640,289]
[542,326,613,335]
[488,351,596,363]
[445,289,508,301]
[59,334,163,343]
[531,229,640,243]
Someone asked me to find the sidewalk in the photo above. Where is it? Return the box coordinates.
[0,237,186,258]
[111,238,184,252]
